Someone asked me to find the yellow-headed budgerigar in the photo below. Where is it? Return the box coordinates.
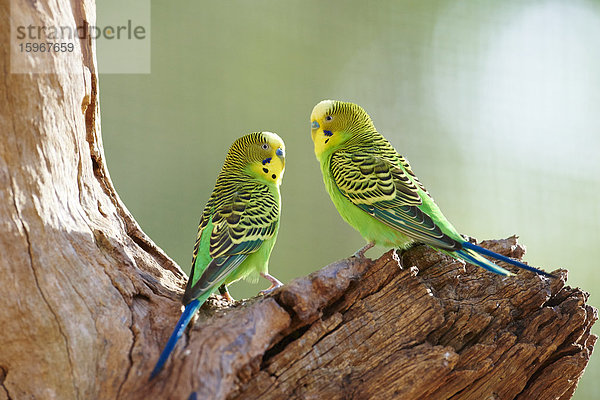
[310,99,553,278]
[150,132,286,379]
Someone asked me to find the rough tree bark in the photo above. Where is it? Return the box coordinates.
[0,1,596,400]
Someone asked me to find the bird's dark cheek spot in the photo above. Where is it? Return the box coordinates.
[262,157,272,165]
[325,139,329,144]
[271,174,276,179]
[323,130,333,137]
[263,167,269,173]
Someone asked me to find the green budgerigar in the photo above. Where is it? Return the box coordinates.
[150,132,286,379]
[310,99,553,277]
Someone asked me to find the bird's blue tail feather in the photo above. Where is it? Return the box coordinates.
[150,299,201,380]
[461,241,555,278]
[454,247,513,276]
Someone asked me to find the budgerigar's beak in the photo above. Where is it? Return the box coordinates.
[311,120,319,141]
[275,147,285,170]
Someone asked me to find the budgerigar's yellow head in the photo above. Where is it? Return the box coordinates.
[225,131,285,186]
[310,100,376,159]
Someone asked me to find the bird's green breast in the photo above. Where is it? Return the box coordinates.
[319,154,414,249]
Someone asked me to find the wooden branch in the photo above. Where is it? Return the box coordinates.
[237,238,598,400]
[1,1,186,399]
[0,1,595,400]
[138,238,595,400]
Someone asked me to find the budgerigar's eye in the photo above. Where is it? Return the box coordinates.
[261,143,269,150]
[325,115,333,121]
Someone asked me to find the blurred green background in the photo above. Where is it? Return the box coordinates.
[97,1,600,397]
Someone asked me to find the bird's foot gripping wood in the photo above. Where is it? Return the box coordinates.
[259,273,284,295]
[219,284,235,302]
[352,242,375,259]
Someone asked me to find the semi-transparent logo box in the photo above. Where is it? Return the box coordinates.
[10,0,150,74]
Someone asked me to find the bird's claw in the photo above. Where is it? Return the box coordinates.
[259,283,282,296]
[219,285,235,302]
[259,272,283,296]
[352,242,375,259]
[221,291,235,302]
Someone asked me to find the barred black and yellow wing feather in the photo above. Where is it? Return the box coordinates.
[181,180,279,304]
[330,147,461,251]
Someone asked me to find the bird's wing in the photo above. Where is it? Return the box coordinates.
[183,181,279,303]
[330,150,461,250]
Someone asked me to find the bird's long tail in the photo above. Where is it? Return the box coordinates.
[453,241,554,278]
[149,299,202,380]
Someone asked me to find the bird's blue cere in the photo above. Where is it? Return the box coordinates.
[276,148,284,157]
[311,120,319,129]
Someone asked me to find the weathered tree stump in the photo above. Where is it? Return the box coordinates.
[0,1,595,399]
[137,238,595,400]
[227,238,596,400]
